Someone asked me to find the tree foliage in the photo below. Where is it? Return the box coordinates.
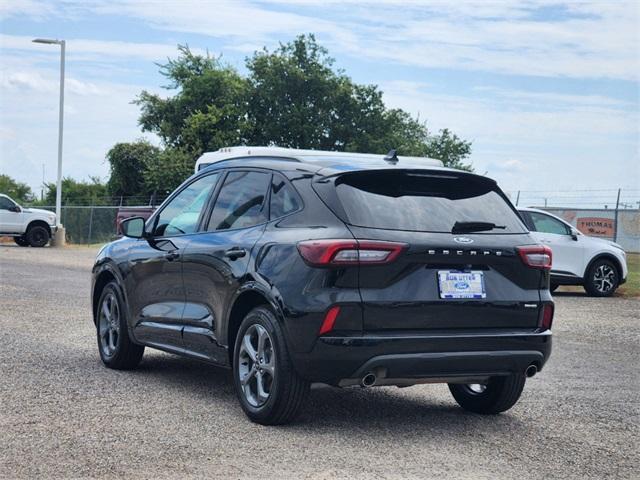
[135,45,248,154]
[143,148,195,195]
[116,34,473,197]
[0,174,34,203]
[106,140,161,197]
[43,177,108,206]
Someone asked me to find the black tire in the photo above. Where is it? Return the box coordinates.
[26,224,50,247]
[13,236,29,247]
[549,283,559,293]
[584,259,619,297]
[448,374,526,414]
[96,281,144,370]
[232,306,309,425]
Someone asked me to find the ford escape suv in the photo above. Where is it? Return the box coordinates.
[91,147,553,425]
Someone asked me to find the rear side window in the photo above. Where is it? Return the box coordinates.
[332,171,526,234]
[208,171,270,231]
[529,212,570,235]
[270,175,301,220]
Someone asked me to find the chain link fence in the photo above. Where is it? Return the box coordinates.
[36,206,120,244]
[23,189,640,248]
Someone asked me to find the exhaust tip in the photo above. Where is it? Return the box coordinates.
[525,364,538,378]
[361,373,377,387]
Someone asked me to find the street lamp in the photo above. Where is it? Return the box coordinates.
[33,38,66,245]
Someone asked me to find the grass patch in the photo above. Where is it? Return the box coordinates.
[618,252,639,298]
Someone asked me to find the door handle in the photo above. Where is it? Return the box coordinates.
[165,251,180,261]
[224,247,247,260]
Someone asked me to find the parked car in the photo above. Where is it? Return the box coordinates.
[0,194,57,247]
[518,207,627,297]
[91,146,553,425]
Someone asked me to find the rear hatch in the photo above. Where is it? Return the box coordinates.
[314,169,546,332]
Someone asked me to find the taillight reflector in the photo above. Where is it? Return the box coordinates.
[540,303,554,330]
[517,245,552,270]
[297,239,406,266]
[319,305,341,335]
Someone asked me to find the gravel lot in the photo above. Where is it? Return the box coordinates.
[1,244,638,479]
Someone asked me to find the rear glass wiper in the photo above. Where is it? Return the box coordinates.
[451,221,506,234]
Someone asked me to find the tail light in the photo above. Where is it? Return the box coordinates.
[517,245,552,270]
[297,239,407,266]
[539,303,554,330]
[319,305,341,335]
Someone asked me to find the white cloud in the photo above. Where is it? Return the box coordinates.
[1,0,638,194]
[0,0,56,20]
[5,1,639,79]
[379,80,639,190]
[0,34,193,62]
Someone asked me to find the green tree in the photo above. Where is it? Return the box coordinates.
[135,45,249,154]
[106,141,161,197]
[126,35,473,191]
[0,174,34,203]
[246,35,356,149]
[424,128,473,171]
[143,148,194,195]
[44,177,108,206]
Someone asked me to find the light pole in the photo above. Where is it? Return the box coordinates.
[33,38,66,245]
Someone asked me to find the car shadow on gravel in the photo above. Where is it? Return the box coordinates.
[128,352,524,433]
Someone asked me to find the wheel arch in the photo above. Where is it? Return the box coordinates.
[225,284,284,365]
[583,253,623,281]
[26,220,51,236]
[92,264,126,325]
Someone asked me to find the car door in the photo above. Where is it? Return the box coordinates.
[125,172,221,353]
[180,169,271,363]
[0,196,22,232]
[525,211,584,277]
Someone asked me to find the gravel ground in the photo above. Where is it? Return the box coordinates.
[1,244,638,479]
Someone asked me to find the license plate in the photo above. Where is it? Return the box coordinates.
[438,270,486,299]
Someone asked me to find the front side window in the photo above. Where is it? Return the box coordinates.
[152,173,220,236]
[270,175,301,220]
[208,171,270,231]
[529,212,570,235]
[0,197,16,210]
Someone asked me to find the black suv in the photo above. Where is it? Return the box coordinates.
[91,152,553,424]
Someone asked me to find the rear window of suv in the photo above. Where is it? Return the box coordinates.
[331,171,526,234]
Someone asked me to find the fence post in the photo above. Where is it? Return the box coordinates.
[88,206,94,245]
[613,188,621,242]
[515,190,520,206]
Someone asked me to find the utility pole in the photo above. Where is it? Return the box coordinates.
[613,188,621,242]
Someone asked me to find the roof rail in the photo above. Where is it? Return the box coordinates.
[194,145,443,173]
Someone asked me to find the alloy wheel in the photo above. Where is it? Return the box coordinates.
[593,264,616,294]
[238,324,275,407]
[98,292,120,357]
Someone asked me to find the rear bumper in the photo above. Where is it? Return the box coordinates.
[291,329,552,385]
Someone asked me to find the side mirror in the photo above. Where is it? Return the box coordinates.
[10,205,21,213]
[570,228,579,241]
[121,216,146,239]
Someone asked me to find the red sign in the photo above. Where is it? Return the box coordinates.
[576,217,615,237]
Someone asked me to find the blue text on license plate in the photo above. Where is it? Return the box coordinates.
[438,270,486,299]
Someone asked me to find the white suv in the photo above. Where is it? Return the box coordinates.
[0,194,57,247]
[518,207,627,297]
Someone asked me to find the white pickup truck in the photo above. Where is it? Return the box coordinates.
[0,194,57,247]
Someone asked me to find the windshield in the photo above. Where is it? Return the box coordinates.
[332,171,526,234]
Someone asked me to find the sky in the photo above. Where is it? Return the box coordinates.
[1,0,639,204]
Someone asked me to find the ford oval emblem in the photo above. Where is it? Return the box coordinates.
[454,236,474,244]
[455,281,470,289]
